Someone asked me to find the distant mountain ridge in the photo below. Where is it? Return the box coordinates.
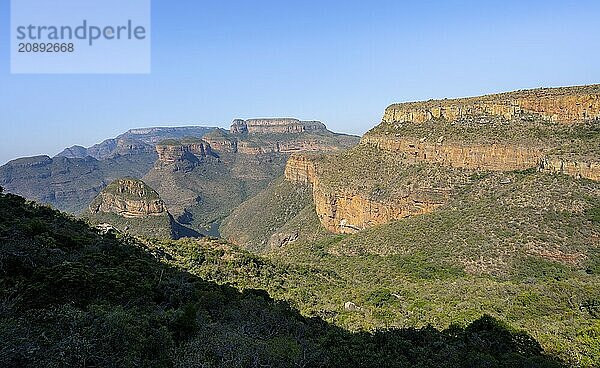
[56,126,217,160]
[1,119,359,234]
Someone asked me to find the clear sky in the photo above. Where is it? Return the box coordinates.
[1,0,599,164]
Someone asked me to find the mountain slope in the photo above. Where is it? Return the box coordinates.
[56,126,217,160]
[0,188,563,367]
[83,178,201,239]
[220,178,328,252]
[0,154,156,213]
[0,126,218,214]
[143,119,359,234]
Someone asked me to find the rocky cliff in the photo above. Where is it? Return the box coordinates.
[56,126,216,160]
[155,139,214,163]
[89,178,167,218]
[382,85,600,125]
[206,119,358,156]
[360,135,546,171]
[86,178,201,239]
[231,118,327,135]
[285,153,462,234]
[286,85,600,234]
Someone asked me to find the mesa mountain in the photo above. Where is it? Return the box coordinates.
[0,119,358,236]
[219,85,599,365]
[1,85,599,366]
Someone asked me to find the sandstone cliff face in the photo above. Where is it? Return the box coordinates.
[89,178,166,218]
[155,140,214,163]
[382,85,600,125]
[284,155,450,234]
[203,137,238,153]
[540,158,600,181]
[360,135,546,171]
[236,139,349,155]
[286,85,600,234]
[284,154,318,185]
[231,118,327,135]
[312,187,447,233]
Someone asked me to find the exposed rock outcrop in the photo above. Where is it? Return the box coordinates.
[540,158,600,181]
[155,139,214,163]
[360,135,546,171]
[284,155,451,234]
[286,85,600,234]
[86,178,202,239]
[56,126,217,160]
[231,118,327,135]
[382,85,600,125]
[89,178,166,218]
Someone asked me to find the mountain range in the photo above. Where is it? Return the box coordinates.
[1,85,599,366]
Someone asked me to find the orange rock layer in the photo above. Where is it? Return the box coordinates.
[284,155,450,234]
[360,135,546,171]
[383,86,600,125]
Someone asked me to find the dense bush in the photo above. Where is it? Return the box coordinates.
[0,190,565,367]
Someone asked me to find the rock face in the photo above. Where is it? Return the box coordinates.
[56,126,216,160]
[86,178,202,239]
[360,135,546,171]
[286,85,600,234]
[284,155,450,234]
[89,178,166,218]
[0,155,155,214]
[155,139,214,163]
[539,159,600,181]
[213,119,358,156]
[382,85,600,125]
[232,118,327,135]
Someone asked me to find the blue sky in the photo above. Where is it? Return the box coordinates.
[0,0,599,164]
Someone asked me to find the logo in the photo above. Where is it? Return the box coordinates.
[11,0,151,74]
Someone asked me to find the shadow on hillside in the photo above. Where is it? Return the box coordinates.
[0,188,565,368]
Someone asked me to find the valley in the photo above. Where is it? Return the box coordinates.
[1,85,599,367]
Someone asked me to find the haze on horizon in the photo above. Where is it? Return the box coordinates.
[1,0,599,165]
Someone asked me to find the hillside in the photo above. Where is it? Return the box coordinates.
[0,154,156,213]
[83,178,200,239]
[0,121,358,236]
[217,85,600,366]
[56,126,217,160]
[0,126,217,214]
[143,119,359,235]
[220,178,328,252]
[0,187,563,367]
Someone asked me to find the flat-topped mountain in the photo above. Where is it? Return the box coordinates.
[0,154,156,213]
[382,84,600,125]
[271,85,600,236]
[231,118,327,134]
[57,126,217,160]
[0,119,358,237]
[144,119,359,234]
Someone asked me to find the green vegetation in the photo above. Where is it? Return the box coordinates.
[0,154,157,214]
[311,145,472,201]
[218,160,600,366]
[0,188,564,367]
[220,178,328,252]
[100,177,160,200]
[82,211,175,239]
[144,152,291,232]
[368,115,599,163]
